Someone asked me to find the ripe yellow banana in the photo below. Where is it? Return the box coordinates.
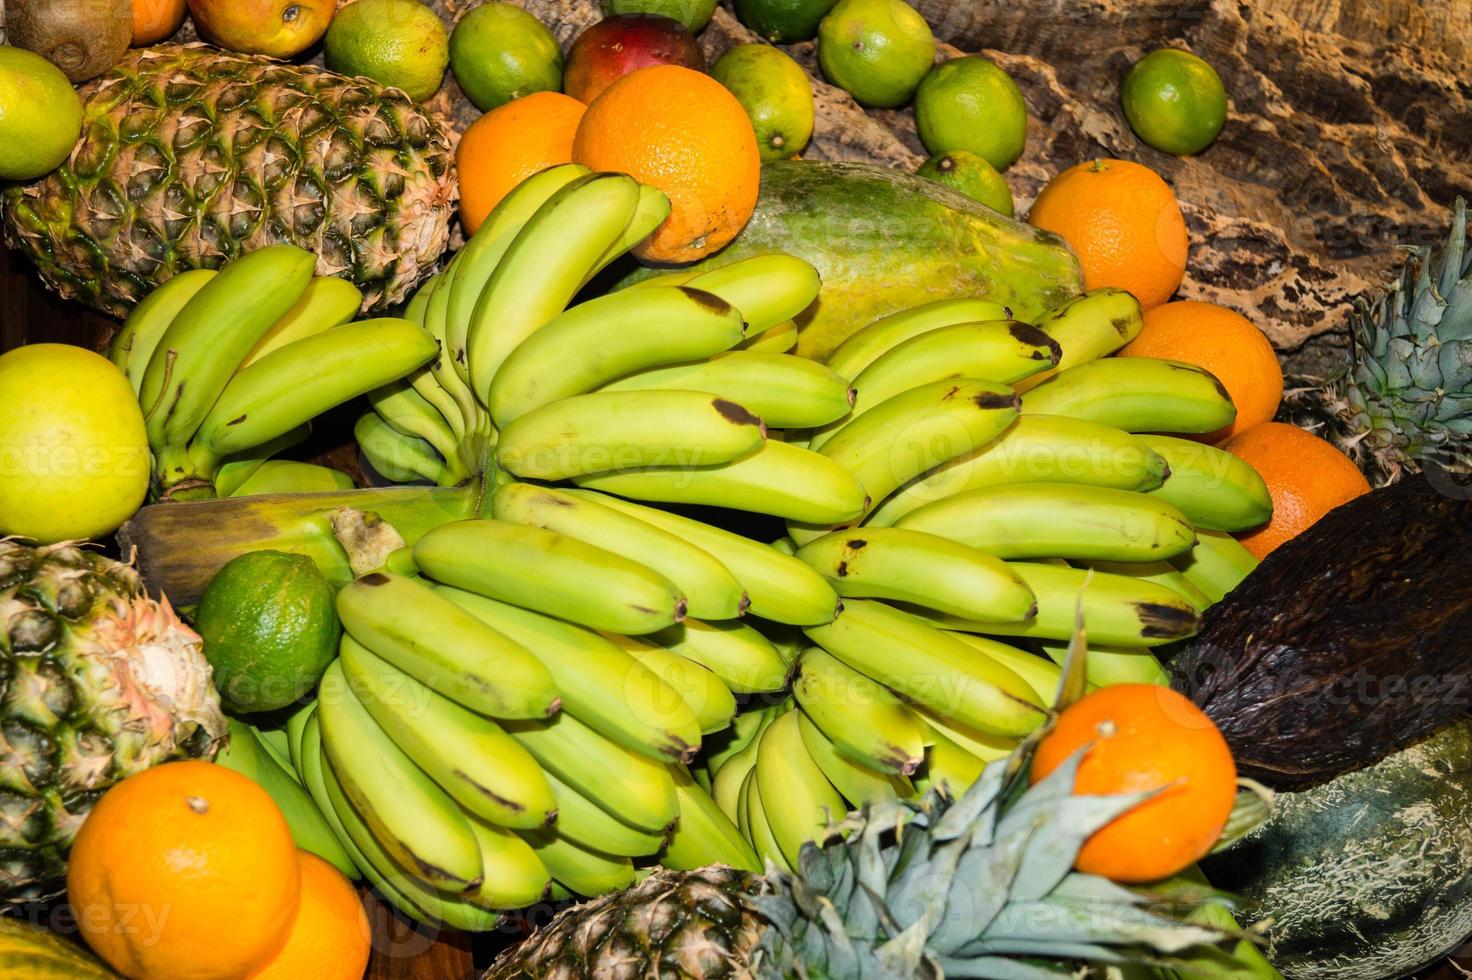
[1020,357,1237,433]
[824,297,1015,380]
[1013,287,1144,393]
[793,647,925,775]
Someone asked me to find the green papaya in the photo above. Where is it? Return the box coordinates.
[619,160,1083,360]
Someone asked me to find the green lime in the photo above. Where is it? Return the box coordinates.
[711,44,814,161]
[195,551,341,714]
[450,3,563,111]
[914,56,1027,170]
[603,0,719,33]
[816,0,934,108]
[733,0,839,43]
[0,46,83,181]
[325,0,450,103]
[917,151,1013,217]
[1121,48,1227,156]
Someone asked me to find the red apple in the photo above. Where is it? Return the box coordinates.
[564,14,705,104]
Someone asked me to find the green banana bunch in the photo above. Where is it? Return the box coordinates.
[422,260,487,447]
[1020,357,1238,433]
[1171,529,1260,605]
[1142,435,1273,531]
[824,297,1016,380]
[601,351,855,429]
[624,253,822,335]
[792,647,925,776]
[111,268,217,392]
[367,379,470,483]
[243,276,364,367]
[1014,287,1144,392]
[210,425,312,498]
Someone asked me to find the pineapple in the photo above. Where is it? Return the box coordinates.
[0,540,227,909]
[2,44,455,318]
[485,748,1237,978]
[1286,198,1472,486]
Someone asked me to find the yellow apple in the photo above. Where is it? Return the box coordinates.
[0,345,150,543]
[186,0,336,59]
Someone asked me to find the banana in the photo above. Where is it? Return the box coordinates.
[742,769,791,872]
[702,706,776,777]
[663,764,763,873]
[603,632,737,735]
[489,286,746,426]
[713,723,767,824]
[563,489,840,625]
[423,258,484,442]
[1013,287,1144,393]
[252,725,294,772]
[603,350,854,430]
[913,707,1017,765]
[792,647,925,775]
[651,618,791,695]
[737,320,798,353]
[944,632,1062,705]
[754,710,848,869]
[242,276,365,367]
[1035,640,1170,687]
[1070,558,1213,612]
[459,811,553,909]
[1141,434,1273,531]
[794,527,1035,622]
[502,710,680,834]
[210,424,311,497]
[927,561,1201,647]
[540,768,665,858]
[228,460,355,497]
[189,318,438,473]
[1170,528,1260,605]
[673,254,822,334]
[140,245,316,484]
[337,636,557,828]
[368,379,467,477]
[575,439,868,526]
[433,585,702,763]
[317,661,483,888]
[413,519,686,635]
[518,828,635,897]
[111,268,217,392]
[491,482,747,620]
[824,298,1016,380]
[214,718,360,878]
[496,389,767,481]
[592,183,674,277]
[335,571,559,718]
[354,410,449,485]
[467,173,641,401]
[866,415,1172,527]
[285,700,316,777]
[894,482,1197,562]
[446,162,592,380]
[795,710,911,807]
[807,320,1058,450]
[403,274,437,326]
[804,599,1047,737]
[914,723,989,796]
[1019,357,1238,434]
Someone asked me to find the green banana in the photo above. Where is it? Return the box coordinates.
[459,811,553,909]
[335,571,559,719]
[805,599,1047,737]
[111,268,217,392]
[824,297,1015,380]
[651,618,791,694]
[793,647,925,776]
[285,700,316,777]
[795,710,911,807]
[517,828,635,897]
[1170,528,1260,605]
[1142,434,1273,531]
[865,414,1172,529]
[354,410,449,485]
[593,183,673,276]
[944,632,1062,704]
[742,769,791,872]
[252,725,294,773]
[491,482,747,620]
[914,707,1018,765]
[243,276,364,367]
[603,632,738,736]
[1020,357,1238,433]
[1035,640,1170,687]
[563,489,840,625]
[663,764,763,873]
[227,460,355,497]
[670,254,822,333]
[1014,287,1144,393]
[754,710,847,869]
[701,706,775,780]
[713,720,768,824]
[317,661,483,888]
[489,286,746,426]
[423,258,484,442]
[434,584,703,763]
[913,722,988,796]
[601,350,855,429]
[736,320,798,353]
[413,518,686,635]
[497,389,767,481]
[367,379,467,477]
[338,636,557,828]
[540,767,666,858]
[210,425,311,498]
[1071,558,1213,612]
[794,527,1035,622]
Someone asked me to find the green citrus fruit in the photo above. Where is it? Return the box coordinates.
[450,2,563,111]
[0,46,83,181]
[733,0,838,43]
[816,0,934,108]
[603,0,719,33]
[1121,48,1227,156]
[914,55,1027,170]
[325,0,450,103]
[711,44,814,161]
[195,551,341,714]
[917,151,1014,217]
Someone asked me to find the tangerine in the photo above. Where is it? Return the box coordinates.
[457,91,587,234]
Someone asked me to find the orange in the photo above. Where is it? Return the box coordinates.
[457,91,586,235]
[572,64,761,264]
[1027,158,1188,310]
[1120,299,1282,441]
[132,0,187,45]
[247,851,372,980]
[1032,685,1236,884]
[1221,421,1371,559]
[68,760,301,980]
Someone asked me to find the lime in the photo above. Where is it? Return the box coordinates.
[711,44,814,161]
[914,55,1027,170]
[733,0,839,43]
[917,151,1014,217]
[450,3,563,111]
[604,0,719,33]
[0,46,83,181]
[325,0,450,103]
[816,0,934,108]
[1122,48,1227,156]
[195,551,341,714]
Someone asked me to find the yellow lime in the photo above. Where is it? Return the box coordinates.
[816,0,934,108]
[449,3,563,112]
[604,0,719,33]
[710,44,814,161]
[0,46,83,181]
[325,0,449,103]
[914,55,1027,170]
[1122,48,1227,156]
[917,151,1013,217]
